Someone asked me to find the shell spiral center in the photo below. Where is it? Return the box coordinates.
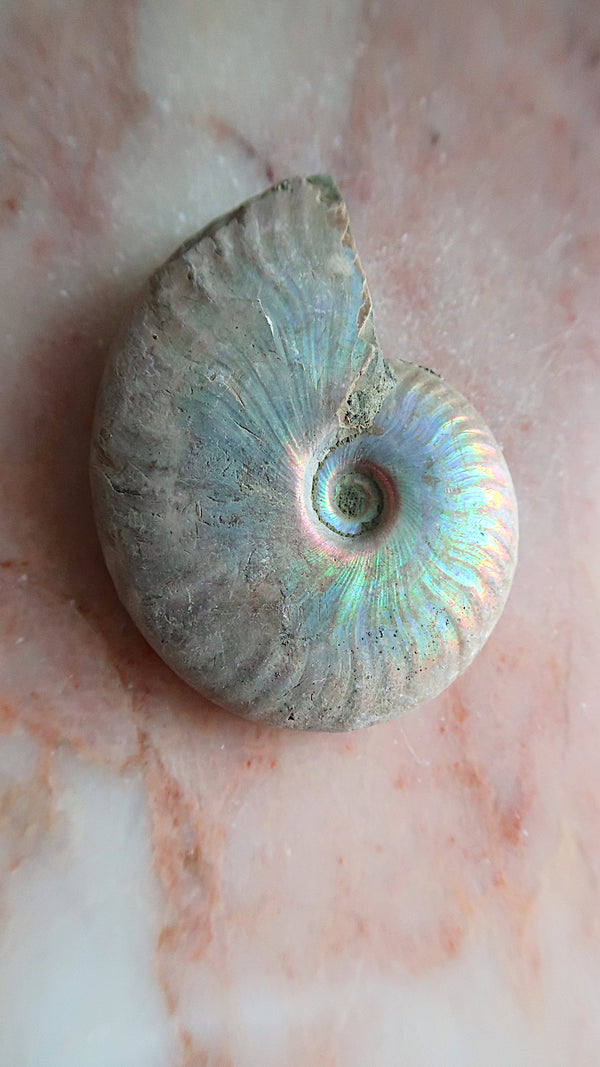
[310,440,397,540]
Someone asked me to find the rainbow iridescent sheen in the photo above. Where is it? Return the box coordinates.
[90,176,518,730]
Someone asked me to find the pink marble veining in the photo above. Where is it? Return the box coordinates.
[0,0,599,1064]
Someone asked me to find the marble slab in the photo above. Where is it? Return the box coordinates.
[1,0,599,1063]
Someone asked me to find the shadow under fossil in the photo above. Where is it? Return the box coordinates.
[3,282,241,749]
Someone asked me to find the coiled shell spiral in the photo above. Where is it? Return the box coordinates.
[90,176,518,731]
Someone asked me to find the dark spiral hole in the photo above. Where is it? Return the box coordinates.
[331,472,384,527]
[335,482,367,519]
[309,448,398,541]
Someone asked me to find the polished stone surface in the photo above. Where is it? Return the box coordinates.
[0,0,599,1063]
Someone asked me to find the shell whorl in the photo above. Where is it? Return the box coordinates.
[90,176,518,731]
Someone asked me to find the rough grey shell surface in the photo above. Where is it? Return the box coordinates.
[90,176,518,731]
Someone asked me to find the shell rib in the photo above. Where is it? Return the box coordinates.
[90,176,518,731]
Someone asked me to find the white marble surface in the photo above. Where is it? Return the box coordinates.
[1,0,599,1063]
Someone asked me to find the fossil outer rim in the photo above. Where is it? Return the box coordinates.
[90,175,518,731]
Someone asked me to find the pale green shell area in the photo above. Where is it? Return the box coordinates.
[90,176,518,731]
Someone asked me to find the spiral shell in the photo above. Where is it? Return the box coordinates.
[90,176,518,731]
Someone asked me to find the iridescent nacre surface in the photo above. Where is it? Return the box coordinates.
[90,176,518,731]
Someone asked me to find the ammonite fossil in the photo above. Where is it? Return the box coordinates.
[90,176,518,731]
